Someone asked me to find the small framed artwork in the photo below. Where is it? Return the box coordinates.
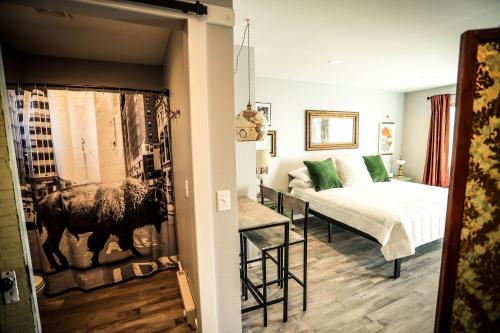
[378,122,395,155]
[266,130,277,157]
[256,102,272,126]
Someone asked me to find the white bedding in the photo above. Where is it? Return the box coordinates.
[291,180,448,260]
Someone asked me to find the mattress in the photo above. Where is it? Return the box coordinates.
[291,180,448,260]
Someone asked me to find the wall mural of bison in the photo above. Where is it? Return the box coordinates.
[36,178,169,270]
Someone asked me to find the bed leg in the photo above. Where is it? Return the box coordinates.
[328,223,332,243]
[393,258,401,279]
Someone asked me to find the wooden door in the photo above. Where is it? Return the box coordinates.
[435,27,500,332]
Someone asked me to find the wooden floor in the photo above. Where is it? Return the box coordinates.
[38,270,191,333]
[242,216,443,333]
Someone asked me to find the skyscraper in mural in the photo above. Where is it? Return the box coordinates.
[121,93,162,182]
[155,93,175,203]
[7,88,59,226]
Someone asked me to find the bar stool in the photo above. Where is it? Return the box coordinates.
[242,190,309,326]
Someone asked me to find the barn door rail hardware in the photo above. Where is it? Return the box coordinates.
[132,0,208,15]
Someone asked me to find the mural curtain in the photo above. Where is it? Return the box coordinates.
[7,88,177,294]
[422,94,451,187]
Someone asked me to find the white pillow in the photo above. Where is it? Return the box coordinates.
[288,167,311,182]
[288,178,313,189]
[334,155,373,187]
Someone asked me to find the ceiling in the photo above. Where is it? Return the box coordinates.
[234,0,500,92]
[0,3,170,65]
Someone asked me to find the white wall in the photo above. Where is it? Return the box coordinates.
[207,24,242,333]
[234,45,257,198]
[163,26,204,320]
[255,77,405,190]
[402,85,456,182]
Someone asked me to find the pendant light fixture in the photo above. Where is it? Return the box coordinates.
[234,19,268,142]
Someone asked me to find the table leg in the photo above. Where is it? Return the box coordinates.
[277,247,282,288]
[262,251,267,327]
[243,235,248,300]
[239,233,244,297]
[283,223,289,322]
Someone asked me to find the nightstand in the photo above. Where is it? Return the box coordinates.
[393,175,415,182]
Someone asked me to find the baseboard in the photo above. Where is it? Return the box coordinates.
[176,261,197,330]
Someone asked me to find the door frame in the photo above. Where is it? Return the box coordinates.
[0,1,236,332]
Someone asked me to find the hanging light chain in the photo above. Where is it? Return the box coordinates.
[234,21,249,75]
[234,19,252,107]
[247,19,251,106]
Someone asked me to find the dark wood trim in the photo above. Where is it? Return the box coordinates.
[267,130,277,157]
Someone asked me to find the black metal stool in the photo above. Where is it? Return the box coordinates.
[242,190,309,326]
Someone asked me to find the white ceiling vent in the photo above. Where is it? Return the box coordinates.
[35,8,73,20]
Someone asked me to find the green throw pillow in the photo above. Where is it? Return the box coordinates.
[303,158,343,191]
[363,155,390,182]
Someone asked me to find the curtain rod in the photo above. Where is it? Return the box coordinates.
[426,93,456,100]
[6,82,168,95]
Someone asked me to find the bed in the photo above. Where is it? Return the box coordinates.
[288,159,448,278]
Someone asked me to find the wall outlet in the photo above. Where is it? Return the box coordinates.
[216,190,231,212]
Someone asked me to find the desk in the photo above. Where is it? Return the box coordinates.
[238,196,290,322]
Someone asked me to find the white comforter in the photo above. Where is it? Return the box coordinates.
[291,180,448,260]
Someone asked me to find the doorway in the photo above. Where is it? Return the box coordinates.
[0,1,189,331]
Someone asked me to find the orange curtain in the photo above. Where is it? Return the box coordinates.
[423,94,450,187]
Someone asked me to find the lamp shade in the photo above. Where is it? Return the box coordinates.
[256,149,271,175]
[235,104,268,141]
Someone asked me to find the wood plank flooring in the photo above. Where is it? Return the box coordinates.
[38,270,191,333]
[242,216,442,333]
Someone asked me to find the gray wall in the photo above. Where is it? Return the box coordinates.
[255,77,405,190]
[2,47,164,91]
[163,27,203,317]
[402,85,456,182]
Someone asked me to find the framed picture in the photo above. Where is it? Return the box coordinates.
[305,110,359,151]
[266,130,277,157]
[378,122,395,155]
[256,102,272,126]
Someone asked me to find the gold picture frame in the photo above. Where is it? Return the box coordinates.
[305,110,359,151]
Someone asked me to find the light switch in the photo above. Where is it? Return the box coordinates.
[216,190,231,212]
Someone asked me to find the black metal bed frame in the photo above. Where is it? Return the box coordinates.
[309,209,401,279]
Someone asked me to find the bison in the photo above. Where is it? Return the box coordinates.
[36,178,168,270]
